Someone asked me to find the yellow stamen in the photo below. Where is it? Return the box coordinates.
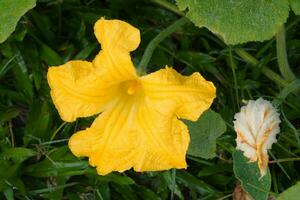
[126,80,141,95]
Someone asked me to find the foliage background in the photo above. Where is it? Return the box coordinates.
[0,0,300,199]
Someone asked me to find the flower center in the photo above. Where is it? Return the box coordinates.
[124,80,142,95]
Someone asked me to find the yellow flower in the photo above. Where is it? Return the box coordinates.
[47,19,216,175]
[233,98,281,177]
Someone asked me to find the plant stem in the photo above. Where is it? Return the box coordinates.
[235,49,289,87]
[269,157,300,164]
[170,169,176,200]
[281,108,300,145]
[150,0,184,16]
[50,122,67,141]
[229,46,240,109]
[276,25,296,82]
[138,17,189,74]
[9,120,15,147]
[216,193,233,200]
[273,78,300,107]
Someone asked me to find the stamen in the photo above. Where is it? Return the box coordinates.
[126,80,141,95]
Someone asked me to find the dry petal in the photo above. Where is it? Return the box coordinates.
[233,183,253,200]
[233,98,280,177]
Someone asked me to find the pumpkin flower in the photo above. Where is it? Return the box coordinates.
[47,18,216,175]
[233,98,281,177]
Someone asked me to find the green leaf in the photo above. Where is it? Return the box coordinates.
[186,109,226,159]
[97,184,111,200]
[25,146,132,184]
[30,10,55,44]
[198,163,232,177]
[96,173,135,185]
[135,185,161,200]
[40,177,66,200]
[25,158,89,177]
[233,150,271,200]
[0,107,20,123]
[2,147,36,163]
[176,0,290,44]
[13,59,34,103]
[176,170,216,195]
[161,171,183,199]
[277,182,300,200]
[0,0,36,43]
[290,0,300,15]
[24,43,43,90]
[74,43,97,60]
[24,100,51,142]
[39,41,63,66]
[29,182,78,196]
[112,184,138,200]
[0,161,20,192]
[26,160,89,177]
[272,79,300,107]
[3,187,14,200]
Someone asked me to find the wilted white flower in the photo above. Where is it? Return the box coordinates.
[233,98,281,177]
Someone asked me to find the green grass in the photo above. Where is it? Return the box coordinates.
[0,0,299,199]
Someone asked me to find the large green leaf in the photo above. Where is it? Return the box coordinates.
[277,182,300,200]
[176,0,290,44]
[233,150,271,200]
[0,0,36,43]
[290,0,300,15]
[186,109,226,159]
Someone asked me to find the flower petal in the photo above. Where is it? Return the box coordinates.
[68,94,189,175]
[94,18,140,52]
[141,67,216,121]
[69,95,138,174]
[233,98,281,177]
[48,19,140,122]
[93,19,139,83]
[134,99,189,172]
[48,61,119,122]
